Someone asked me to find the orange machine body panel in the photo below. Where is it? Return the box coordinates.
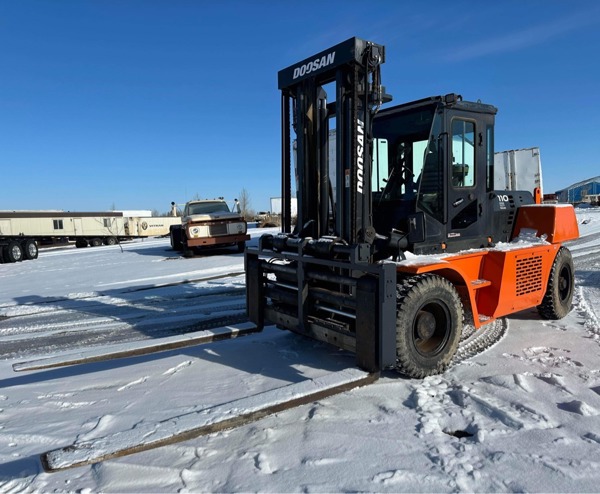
[512,204,579,243]
[396,243,560,328]
[475,244,559,319]
[395,202,578,328]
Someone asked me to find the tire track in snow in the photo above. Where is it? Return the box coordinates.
[0,281,248,359]
[574,286,600,339]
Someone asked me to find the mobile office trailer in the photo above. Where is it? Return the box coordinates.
[0,211,125,239]
[0,210,127,252]
[0,210,182,263]
[1,211,181,243]
[0,211,124,263]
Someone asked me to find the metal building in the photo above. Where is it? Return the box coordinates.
[556,176,600,204]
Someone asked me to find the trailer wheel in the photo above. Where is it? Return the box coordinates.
[104,237,117,246]
[75,239,88,248]
[3,241,24,263]
[395,274,463,378]
[537,247,574,320]
[22,239,39,260]
[90,238,103,247]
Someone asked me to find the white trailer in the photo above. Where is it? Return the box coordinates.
[0,211,127,262]
[494,147,542,197]
[1,212,125,239]
[125,216,181,237]
[0,210,182,263]
[270,197,298,216]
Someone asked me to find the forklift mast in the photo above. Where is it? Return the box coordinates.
[278,37,389,252]
[244,37,398,373]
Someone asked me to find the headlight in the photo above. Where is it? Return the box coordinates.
[188,225,209,237]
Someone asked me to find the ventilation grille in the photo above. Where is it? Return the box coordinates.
[506,210,515,226]
[506,196,516,226]
[516,255,543,296]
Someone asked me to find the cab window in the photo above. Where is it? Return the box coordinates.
[451,119,475,188]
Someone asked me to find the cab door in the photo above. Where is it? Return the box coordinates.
[444,110,492,251]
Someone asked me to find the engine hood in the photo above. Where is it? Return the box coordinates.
[185,212,243,223]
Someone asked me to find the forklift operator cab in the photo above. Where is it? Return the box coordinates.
[370,93,517,256]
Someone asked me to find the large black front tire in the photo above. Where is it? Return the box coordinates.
[395,274,463,378]
[537,247,575,320]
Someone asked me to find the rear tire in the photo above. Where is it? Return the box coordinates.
[395,274,463,378]
[22,239,39,260]
[537,247,574,320]
[3,241,24,263]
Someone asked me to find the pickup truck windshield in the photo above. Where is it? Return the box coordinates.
[188,202,230,215]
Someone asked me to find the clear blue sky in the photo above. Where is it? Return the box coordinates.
[1,1,599,213]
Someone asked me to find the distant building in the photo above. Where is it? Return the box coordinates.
[556,176,600,204]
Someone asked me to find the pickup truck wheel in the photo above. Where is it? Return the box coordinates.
[537,247,575,320]
[22,239,39,260]
[395,274,463,378]
[3,241,24,263]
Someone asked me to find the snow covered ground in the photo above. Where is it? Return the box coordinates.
[1,213,600,492]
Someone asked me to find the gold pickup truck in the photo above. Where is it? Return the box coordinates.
[169,199,250,257]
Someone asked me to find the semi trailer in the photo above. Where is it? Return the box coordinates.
[0,210,181,263]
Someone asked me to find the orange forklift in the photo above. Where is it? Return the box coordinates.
[245,37,579,378]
